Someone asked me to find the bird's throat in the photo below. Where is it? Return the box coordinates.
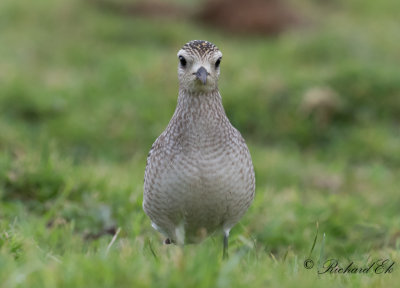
[172,89,230,150]
[177,89,225,116]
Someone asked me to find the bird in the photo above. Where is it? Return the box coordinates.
[143,40,255,258]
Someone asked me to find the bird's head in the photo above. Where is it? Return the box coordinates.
[177,40,223,93]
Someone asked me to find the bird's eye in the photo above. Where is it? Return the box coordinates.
[178,56,186,67]
[215,57,222,68]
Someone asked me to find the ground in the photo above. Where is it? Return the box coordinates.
[0,0,400,287]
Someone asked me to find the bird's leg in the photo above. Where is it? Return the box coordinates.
[175,222,186,246]
[223,230,229,259]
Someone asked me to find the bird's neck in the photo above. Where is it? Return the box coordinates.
[176,88,226,118]
[165,88,232,142]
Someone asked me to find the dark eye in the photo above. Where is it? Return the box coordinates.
[178,55,186,67]
[215,57,222,68]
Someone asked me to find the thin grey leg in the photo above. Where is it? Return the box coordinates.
[223,231,229,259]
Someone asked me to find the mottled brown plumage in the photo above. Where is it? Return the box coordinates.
[182,40,220,57]
[143,40,255,256]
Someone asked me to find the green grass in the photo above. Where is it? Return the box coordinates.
[1,0,400,286]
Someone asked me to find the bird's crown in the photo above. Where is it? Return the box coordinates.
[181,40,220,57]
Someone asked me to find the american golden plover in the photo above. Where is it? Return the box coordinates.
[143,40,255,258]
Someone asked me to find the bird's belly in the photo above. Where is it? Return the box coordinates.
[156,152,250,241]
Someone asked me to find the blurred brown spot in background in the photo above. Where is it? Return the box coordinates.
[89,0,301,35]
[300,86,343,128]
[197,0,301,35]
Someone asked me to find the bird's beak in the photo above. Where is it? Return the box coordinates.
[195,66,208,85]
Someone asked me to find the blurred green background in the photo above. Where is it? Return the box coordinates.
[1,0,400,287]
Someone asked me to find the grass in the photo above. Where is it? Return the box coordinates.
[1,0,400,286]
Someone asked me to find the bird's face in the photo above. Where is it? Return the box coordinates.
[177,40,223,93]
